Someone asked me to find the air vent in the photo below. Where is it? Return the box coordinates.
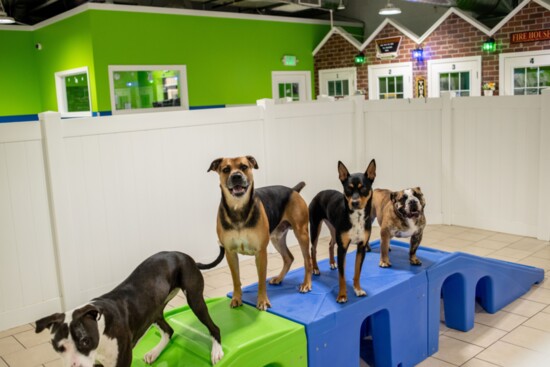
[298,0,322,7]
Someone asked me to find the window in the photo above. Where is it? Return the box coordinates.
[427,56,481,97]
[439,72,470,97]
[499,50,550,95]
[318,67,357,99]
[108,65,189,115]
[55,67,92,118]
[368,62,413,100]
[271,71,312,102]
[328,80,349,97]
[513,66,550,95]
[278,83,300,101]
[379,76,404,99]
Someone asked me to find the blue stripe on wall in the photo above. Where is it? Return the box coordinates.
[0,106,225,123]
[0,114,39,123]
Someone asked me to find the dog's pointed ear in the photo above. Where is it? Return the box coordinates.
[208,158,223,173]
[73,304,102,322]
[365,159,376,181]
[35,313,65,334]
[246,156,259,169]
[337,161,349,182]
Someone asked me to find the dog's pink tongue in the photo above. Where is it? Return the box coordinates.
[232,186,245,194]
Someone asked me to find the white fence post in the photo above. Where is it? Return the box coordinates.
[351,95,366,171]
[440,92,453,225]
[257,98,275,186]
[39,112,74,311]
[537,91,550,240]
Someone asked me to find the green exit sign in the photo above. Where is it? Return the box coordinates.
[282,55,298,66]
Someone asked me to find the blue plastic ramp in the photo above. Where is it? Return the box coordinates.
[239,239,544,367]
[426,251,544,354]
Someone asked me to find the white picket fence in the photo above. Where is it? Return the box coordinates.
[1,93,549,331]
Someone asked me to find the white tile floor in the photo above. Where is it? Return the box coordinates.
[0,225,549,367]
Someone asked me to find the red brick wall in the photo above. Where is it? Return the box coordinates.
[314,1,550,99]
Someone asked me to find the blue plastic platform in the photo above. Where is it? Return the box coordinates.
[238,239,544,367]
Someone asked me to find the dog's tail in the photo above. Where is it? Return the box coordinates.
[292,181,306,193]
[196,246,225,270]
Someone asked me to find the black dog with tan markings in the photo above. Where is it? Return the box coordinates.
[309,160,376,303]
[371,187,426,267]
[208,155,313,311]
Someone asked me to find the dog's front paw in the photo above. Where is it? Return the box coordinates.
[144,350,160,364]
[230,297,243,308]
[256,298,271,311]
[211,339,224,365]
[269,277,283,285]
[312,267,321,276]
[336,294,348,303]
[379,260,392,268]
[410,257,422,266]
[299,282,312,293]
[354,288,367,297]
[329,263,337,270]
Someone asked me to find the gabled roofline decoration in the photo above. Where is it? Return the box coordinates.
[361,18,420,49]
[489,0,550,36]
[313,0,550,55]
[312,26,362,55]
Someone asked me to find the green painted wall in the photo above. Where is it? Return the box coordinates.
[89,10,338,110]
[33,12,97,112]
[0,7,362,119]
[0,30,42,117]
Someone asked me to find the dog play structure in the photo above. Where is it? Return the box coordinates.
[133,240,543,367]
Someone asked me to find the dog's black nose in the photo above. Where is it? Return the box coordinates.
[351,200,360,209]
[230,173,245,186]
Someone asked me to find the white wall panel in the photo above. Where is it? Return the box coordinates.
[451,96,541,236]
[0,123,61,331]
[364,98,444,224]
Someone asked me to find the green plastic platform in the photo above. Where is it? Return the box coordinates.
[132,297,307,367]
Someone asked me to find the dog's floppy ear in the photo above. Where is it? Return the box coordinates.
[365,159,376,181]
[413,187,426,208]
[337,161,350,182]
[35,313,65,334]
[208,158,223,173]
[246,155,259,169]
[73,304,102,322]
[390,191,398,203]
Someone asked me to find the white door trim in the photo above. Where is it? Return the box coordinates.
[368,62,413,100]
[499,50,550,96]
[427,56,482,97]
[271,71,312,101]
[318,67,357,98]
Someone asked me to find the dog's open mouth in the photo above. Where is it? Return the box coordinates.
[229,185,247,197]
[407,211,421,219]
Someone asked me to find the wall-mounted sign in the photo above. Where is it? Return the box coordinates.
[375,37,402,60]
[416,76,426,98]
[282,55,298,66]
[510,29,550,44]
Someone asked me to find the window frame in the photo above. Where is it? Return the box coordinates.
[499,50,550,96]
[318,67,357,99]
[368,62,413,100]
[108,65,189,115]
[54,66,92,118]
[427,56,481,97]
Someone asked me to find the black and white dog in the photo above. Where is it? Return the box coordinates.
[35,251,225,367]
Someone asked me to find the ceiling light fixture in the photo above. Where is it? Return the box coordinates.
[379,1,401,16]
[0,0,15,24]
